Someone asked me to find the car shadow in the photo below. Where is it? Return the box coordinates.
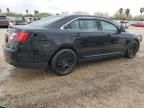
[77,56,124,67]
[6,56,125,81]
[7,66,56,81]
[0,27,8,29]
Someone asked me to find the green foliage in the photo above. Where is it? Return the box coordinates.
[119,8,123,15]
[6,8,10,13]
[0,11,52,18]
[34,10,39,15]
[26,9,29,14]
[113,9,132,20]
[0,8,144,21]
[0,12,23,17]
[34,13,52,17]
[140,8,144,15]
[133,15,144,21]
[125,8,130,17]
[23,14,33,17]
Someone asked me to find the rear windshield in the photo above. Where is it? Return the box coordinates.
[0,16,6,20]
[28,16,65,27]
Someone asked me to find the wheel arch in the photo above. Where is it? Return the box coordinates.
[48,44,80,66]
[134,39,140,49]
[126,38,140,49]
[128,38,140,50]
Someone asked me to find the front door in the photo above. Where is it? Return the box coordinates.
[98,20,125,54]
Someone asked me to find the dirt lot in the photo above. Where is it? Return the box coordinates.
[0,27,144,108]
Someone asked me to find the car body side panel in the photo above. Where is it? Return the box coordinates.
[3,15,141,68]
[102,32,127,54]
[65,30,109,58]
[29,29,76,62]
[17,29,139,63]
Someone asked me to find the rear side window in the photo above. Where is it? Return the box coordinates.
[100,21,118,33]
[64,19,98,31]
[64,20,80,30]
[27,16,65,28]
[79,19,98,31]
[0,16,6,20]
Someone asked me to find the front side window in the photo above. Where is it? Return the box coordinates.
[100,21,118,33]
[64,18,98,31]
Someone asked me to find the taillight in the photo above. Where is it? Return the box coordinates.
[9,32,30,43]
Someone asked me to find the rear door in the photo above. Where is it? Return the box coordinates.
[63,18,107,58]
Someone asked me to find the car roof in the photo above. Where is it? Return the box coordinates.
[51,15,119,29]
[46,15,112,29]
[61,14,108,20]
[60,14,116,24]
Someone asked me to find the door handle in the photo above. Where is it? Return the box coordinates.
[107,34,111,38]
[73,33,81,38]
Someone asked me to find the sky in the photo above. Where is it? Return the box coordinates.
[0,0,144,16]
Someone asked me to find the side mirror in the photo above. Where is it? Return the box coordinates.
[120,26,125,32]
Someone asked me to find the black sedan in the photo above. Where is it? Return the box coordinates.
[3,15,142,75]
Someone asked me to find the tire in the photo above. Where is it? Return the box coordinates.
[51,49,77,75]
[125,41,139,58]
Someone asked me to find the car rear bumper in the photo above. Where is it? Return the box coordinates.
[2,45,48,68]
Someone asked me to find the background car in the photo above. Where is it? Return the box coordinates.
[8,16,27,27]
[33,17,41,21]
[3,15,141,75]
[0,16,9,27]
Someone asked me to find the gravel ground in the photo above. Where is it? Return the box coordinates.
[0,27,144,108]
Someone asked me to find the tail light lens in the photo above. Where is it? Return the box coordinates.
[9,32,30,43]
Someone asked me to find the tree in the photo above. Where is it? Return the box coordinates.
[34,10,39,15]
[34,12,52,17]
[6,8,10,13]
[140,8,144,15]
[113,10,125,20]
[0,9,1,13]
[125,8,130,18]
[26,9,29,14]
[119,8,124,20]
[112,9,132,20]
[119,8,123,15]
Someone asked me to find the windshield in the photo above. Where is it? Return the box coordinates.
[28,15,65,27]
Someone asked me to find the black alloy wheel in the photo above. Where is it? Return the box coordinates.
[126,41,139,58]
[51,49,77,75]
